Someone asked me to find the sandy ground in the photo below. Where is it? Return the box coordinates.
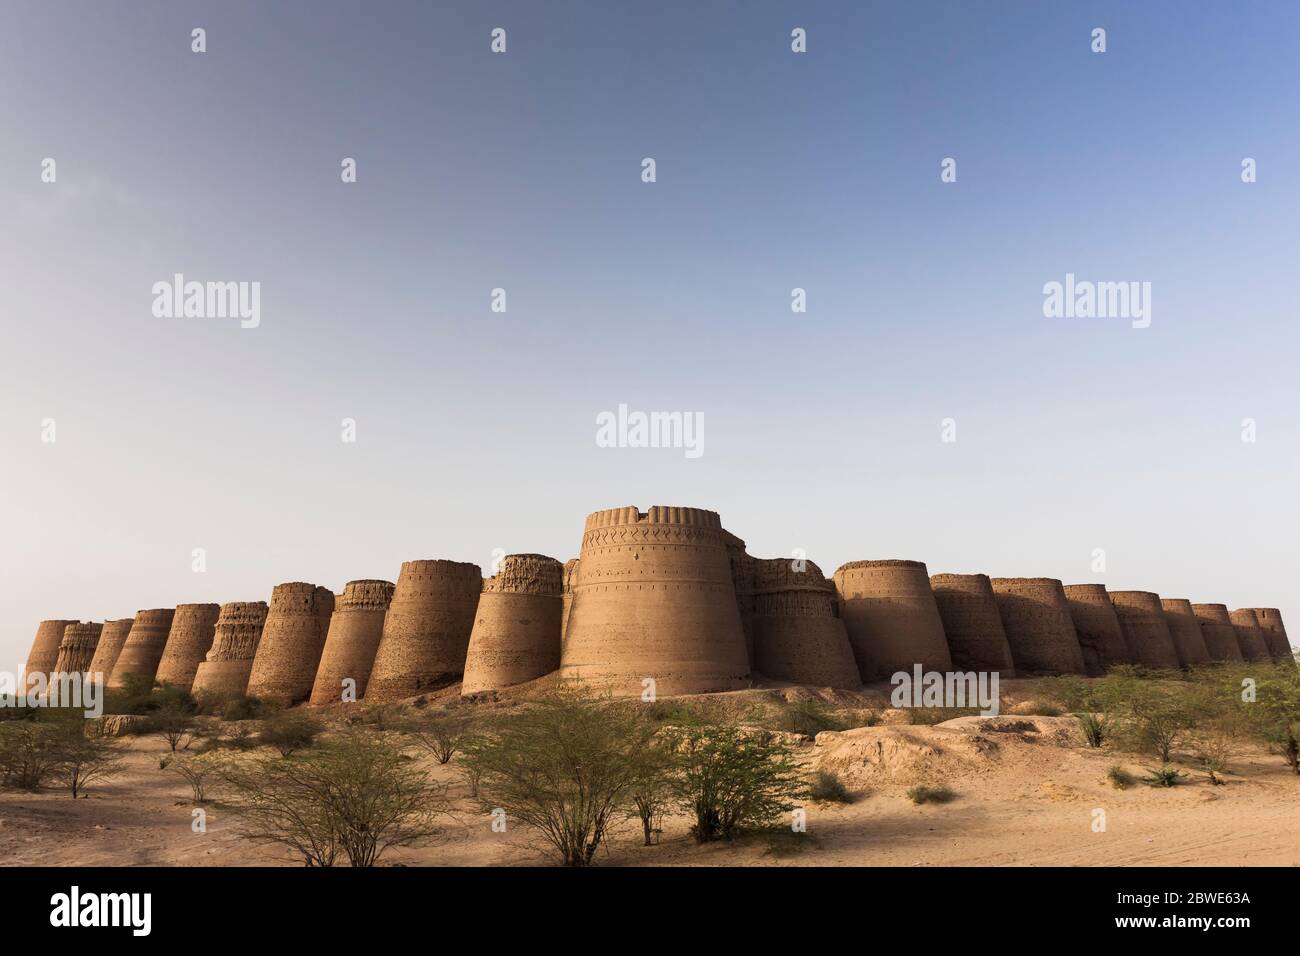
[4,684,1298,867]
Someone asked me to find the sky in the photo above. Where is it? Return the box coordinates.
[2,1,1298,673]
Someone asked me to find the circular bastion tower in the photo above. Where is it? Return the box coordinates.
[462,554,564,696]
[107,609,176,689]
[190,602,270,698]
[86,619,134,685]
[748,558,862,690]
[560,506,751,697]
[1249,608,1294,664]
[1107,592,1181,669]
[989,578,1086,676]
[929,574,1017,675]
[154,603,222,691]
[52,622,103,679]
[1159,598,1211,667]
[365,560,483,701]
[309,579,396,706]
[21,619,78,686]
[246,583,336,705]
[1191,603,1245,663]
[1227,608,1273,663]
[1062,585,1131,675]
[832,560,953,682]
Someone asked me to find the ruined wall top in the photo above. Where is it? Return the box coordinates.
[836,559,927,574]
[482,554,563,596]
[747,557,831,594]
[583,505,722,533]
[337,579,396,611]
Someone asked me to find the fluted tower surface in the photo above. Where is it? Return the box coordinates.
[989,578,1086,676]
[462,555,564,696]
[833,560,953,681]
[1250,608,1294,664]
[107,609,176,688]
[930,574,1017,674]
[560,558,580,646]
[154,603,221,690]
[52,622,103,678]
[1062,585,1131,675]
[86,619,134,684]
[309,580,396,705]
[366,560,483,701]
[22,620,78,686]
[724,530,757,669]
[1191,604,1245,662]
[560,506,750,697]
[750,559,861,689]
[1108,592,1181,669]
[245,583,336,705]
[1228,608,1273,663]
[1159,598,1211,667]
[190,602,270,698]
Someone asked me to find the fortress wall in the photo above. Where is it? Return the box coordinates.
[107,609,176,688]
[989,578,1087,676]
[309,579,395,706]
[560,505,750,697]
[833,560,953,681]
[1191,604,1245,663]
[1159,598,1212,667]
[154,603,221,690]
[22,620,77,685]
[1108,592,1182,669]
[750,558,861,689]
[1250,608,1294,664]
[86,619,134,685]
[1228,608,1273,663]
[366,560,483,701]
[930,574,1017,674]
[190,601,269,698]
[462,555,564,695]
[1062,585,1131,675]
[52,622,103,677]
[560,558,580,647]
[246,583,336,705]
[723,530,757,669]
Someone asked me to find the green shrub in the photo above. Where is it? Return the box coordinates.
[1107,765,1134,789]
[808,769,854,803]
[1143,765,1186,788]
[907,784,956,804]
[0,722,67,790]
[1076,712,1108,748]
[772,700,844,736]
[259,710,324,757]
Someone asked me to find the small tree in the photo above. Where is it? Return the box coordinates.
[0,723,67,791]
[460,689,654,866]
[667,723,807,843]
[151,700,197,753]
[626,725,675,846]
[55,722,125,798]
[259,710,324,757]
[402,709,476,764]
[1096,674,1200,763]
[1241,665,1300,774]
[171,752,221,803]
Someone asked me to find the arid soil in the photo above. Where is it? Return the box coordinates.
[3,679,1297,867]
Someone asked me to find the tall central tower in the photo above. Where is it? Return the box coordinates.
[560,505,750,697]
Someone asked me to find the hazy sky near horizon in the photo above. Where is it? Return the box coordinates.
[2,1,1298,673]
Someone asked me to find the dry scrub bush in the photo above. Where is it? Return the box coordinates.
[170,752,221,802]
[0,722,70,790]
[401,708,476,764]
[215,731,445,867]
[1094,673,1201,763]
[55,722,124,798]
[907,784,956,804]
[809,769,853,803]
[258,710,323,757]
[1107,765,1134,789]
[460,689,658,866]
[1239,665,1300,775]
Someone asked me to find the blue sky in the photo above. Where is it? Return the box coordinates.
[2,1,1298,671]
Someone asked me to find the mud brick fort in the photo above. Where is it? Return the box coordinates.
[19,505,1296,701]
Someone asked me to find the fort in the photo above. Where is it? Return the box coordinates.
[16,503,1296,704]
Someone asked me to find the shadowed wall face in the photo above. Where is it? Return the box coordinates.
[1228,608,1273,663]
[106,609,176,689]
[1062,584,1131,675]
[930,574,1017,675]
[1250,608,1294,664]
[462,555,564,696]
[86,619,134,685]
[750,558,861,690]
[52,622,102,677]
[1108,592,1181,669]
[246,583,335,705]
[561,506,750,697]
[1159,598,1211,667]
[989,578,1086,676]
[1191,604,1245,663]
[310,579,395,706]
[560,558,580,648]
[154,603,221,691]
[190,601,269,698]
[366,560,483,701]
[833,560,953,681]
[21,619,78,686]
[725,531,757,669]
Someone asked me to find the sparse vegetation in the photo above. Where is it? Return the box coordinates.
[0,722,68,791]
[259,710,324,757]
[1107,765,1134,789]
[907,784,956,804]
[54,721,125,798]
[171,752,220,803]
[1076,712,1108,748]
[1143,765,1186,788]
[401,708,476,764]
[772,699,844,737]
[1095,673,1200,763]
[907,706,981,725]
[809,769,854,803]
